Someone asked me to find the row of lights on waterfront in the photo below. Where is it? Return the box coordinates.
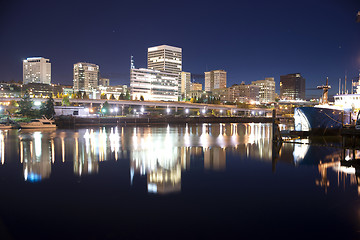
[0,105,264,115]
[99,107,264,115]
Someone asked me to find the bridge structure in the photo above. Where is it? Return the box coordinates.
[0,97,273,116]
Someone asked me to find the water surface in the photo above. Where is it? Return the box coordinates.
[0,123,359,239]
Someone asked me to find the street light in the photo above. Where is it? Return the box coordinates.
[185,109,189,114]
[166,108,170,114]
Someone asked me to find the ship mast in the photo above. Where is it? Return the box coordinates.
[317,77,331,104]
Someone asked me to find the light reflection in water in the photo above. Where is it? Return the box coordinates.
[19,131,53,182]
[0,124,359,196]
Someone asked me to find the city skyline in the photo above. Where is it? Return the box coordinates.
[1,0,360,98]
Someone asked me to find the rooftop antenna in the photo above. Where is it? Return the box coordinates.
[317,77,331,104]
[130,55,135,69]
[338,78,341,95]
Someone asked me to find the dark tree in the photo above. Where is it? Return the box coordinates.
[40,94,55,118]
[18,90,33,117]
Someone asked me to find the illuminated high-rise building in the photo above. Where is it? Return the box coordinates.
[73,62,99,93]
[252,77,275,103]
[23,57,51,85]
[280,73,306,100]
[205,70,227,92]
[147,45,182,98]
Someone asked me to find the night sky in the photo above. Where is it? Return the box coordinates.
[1,0,360,98]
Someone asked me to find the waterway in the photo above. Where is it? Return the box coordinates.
[0,123,359,239]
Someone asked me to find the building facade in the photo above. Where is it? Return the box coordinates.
[98,78,110,87]
[130,68,178,101]
[147,45,182,98]
[180,72,191,100]
[190,82,202,91]
[25,83,65,98]
[232,83,260,103]
[251,77,275,103]
[96,85,128,99]
[73,62,99,93]
[212,87,233,102]
[280,73,306,100]
[205,70,227,92]
[23,57,51,85]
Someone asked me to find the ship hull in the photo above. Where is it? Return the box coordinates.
[294,107,349,134]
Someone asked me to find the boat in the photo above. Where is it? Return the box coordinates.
[294,77,353,134]
[19,116,57,129]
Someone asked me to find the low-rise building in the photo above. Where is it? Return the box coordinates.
[232,82,260,103]
[212,87,233,102]
[24,83,64,98]
[54,106,91,117]
[96,85,128,99]
[130,68,178,101]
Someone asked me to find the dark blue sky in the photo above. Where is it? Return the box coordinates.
[1,0,360,98]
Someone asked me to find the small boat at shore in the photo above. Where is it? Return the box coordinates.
[19,116,57,129]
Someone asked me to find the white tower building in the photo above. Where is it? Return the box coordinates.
[23,57,51,84]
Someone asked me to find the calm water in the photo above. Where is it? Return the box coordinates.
[0,123,359,240]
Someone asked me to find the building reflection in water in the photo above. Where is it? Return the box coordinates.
[3,123,359,196]
[130,123,272,194]
[19,131,53,182]
[7,123,273,191]
[279,139,360,196]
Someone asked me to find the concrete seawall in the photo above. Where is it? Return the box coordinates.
[55,116,273,128]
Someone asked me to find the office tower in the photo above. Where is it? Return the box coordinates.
[147,45,182,98]
[204,70,227,92]
[252,77,275,103]
[180,72,191,99]
[23,57,51,85]
[130,68,178,101]
[357,11,360,22]
[73,62,99,92]
[280,73,306,100]
[99,78,110,87]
